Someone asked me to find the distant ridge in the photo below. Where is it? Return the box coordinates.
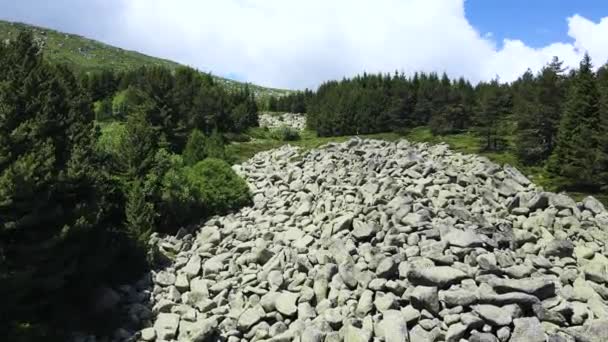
[0,20,293,98]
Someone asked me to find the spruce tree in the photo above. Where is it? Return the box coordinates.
[595,63,608,188]
[513,69,544,164]
[549,53,600,186]
[0,31,115,331]
[474,80,511,151]
[117,109,159,179]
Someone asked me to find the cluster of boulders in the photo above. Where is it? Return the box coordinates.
[259,113,306,131]
[95,138,608,342]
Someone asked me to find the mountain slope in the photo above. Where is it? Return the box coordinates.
[0,20,292,98]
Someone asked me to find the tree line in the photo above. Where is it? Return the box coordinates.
[265,89,313,113]
[284,55,608,193]
[0,31,257,339]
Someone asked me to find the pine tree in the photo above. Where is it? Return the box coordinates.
[474,80,511,151]
[595,63,608,188]
[117,109,159,179]
[0,31,115,331]
[538,57,566,157]
[513,69,544,164]
[549,53,600,186]
[125,179,155,245]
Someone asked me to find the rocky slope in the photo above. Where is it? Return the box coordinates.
[93,138,608,342]
[259,113,306,131]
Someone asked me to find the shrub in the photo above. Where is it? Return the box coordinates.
[186,158,251,214]
[269,126,300,141]
[156,153,199,229]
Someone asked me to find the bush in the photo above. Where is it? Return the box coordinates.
[186,158,251,214]
[156,153,199,229]
[269,126,300,141]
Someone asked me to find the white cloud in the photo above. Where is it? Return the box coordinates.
[10,0,607,89]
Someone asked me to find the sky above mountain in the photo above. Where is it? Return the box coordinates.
[1,0,607,90]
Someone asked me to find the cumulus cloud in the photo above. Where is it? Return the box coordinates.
[2,0,608,89]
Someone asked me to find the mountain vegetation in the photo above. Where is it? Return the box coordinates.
[0,20,292,99]
[0,31,257,339]
[267,55,608,200]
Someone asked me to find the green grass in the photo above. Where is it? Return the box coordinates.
[0,20,293,98]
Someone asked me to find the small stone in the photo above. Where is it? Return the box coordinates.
[408,266,468,288]
[238,306,264,331]
[376,257,398,278]
[411,286,440,314]
[511,317,545,342]
[182,254,202,279]
[376,310,409,342]
[155,271,176,287]
[154,313,180,340]
[141,327,156,341]
[543,239,574,258]
[275,291,299,316]
[356,290,374,317]
[477,253,498,271]
[472,304,512,326]
[374,292,397,312]
[446,323,467,342]
[352,219,377,240]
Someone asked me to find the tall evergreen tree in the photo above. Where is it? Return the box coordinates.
[549,54,600,186]
[513,69,543,163]
[0,31,116,332]
[474,80,512,151]
[595,62,608,188]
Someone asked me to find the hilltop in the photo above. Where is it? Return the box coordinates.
[0,20,292,98]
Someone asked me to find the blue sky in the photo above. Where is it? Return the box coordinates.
[466,0,608,48]
[1,0,607,89]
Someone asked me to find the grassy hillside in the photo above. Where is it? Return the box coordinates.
[0,20,292,98]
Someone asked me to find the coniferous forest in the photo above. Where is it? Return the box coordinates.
[267,55,608,195]
[0,31,257,338]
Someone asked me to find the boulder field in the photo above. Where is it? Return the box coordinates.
[95,138,608,342]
